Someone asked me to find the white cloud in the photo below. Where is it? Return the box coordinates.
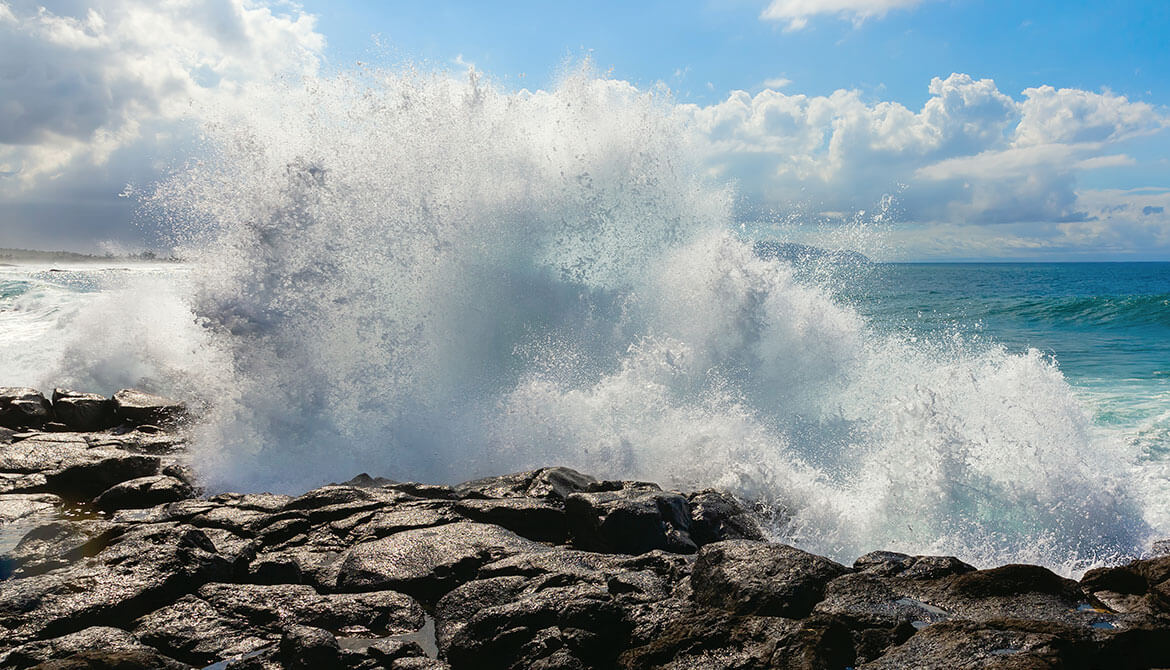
[762,77,792,89]
[761,0,926,30]
[0,0,323,190]
[679,72,1169,253]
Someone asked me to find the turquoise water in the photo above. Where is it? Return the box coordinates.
[843,261,1170,456]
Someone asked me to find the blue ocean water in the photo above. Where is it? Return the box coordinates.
[841,262,1170,451]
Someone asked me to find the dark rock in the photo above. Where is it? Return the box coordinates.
[42,449,160,501]
[111,389,186,426]
[247,554,303,585]
[132,594,271,666]
[691,540,849,618]
[853,551,976,579]
[565,488,697,554]
[1081,554,1170,616]
[7,520,122,578]
[859,619,1099,669]
[341,472,399,487]
[686,489,766,545]
[336,521,550,602]
[0,626,176,670]
[0,388,53,429]
[445,584,629,670]
[436,576,531,654]
[345,501,462,541]
[41,422,70,432]
[453,497,568,543]
[196,582,424,636]
[950,564,1080,599]
[92,475,195,511]
[280,484,413,524]
[22,647,190,669]
[0,524,232,644]
[278,625,341,670]
[618,609,855,670]
[50,390,117,433]
[455,467,598,501]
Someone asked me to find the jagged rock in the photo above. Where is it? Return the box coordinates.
[692,540,849,618]
[197,582,425,635]
[853,550,976,579]
[859,619,1100,669]
[445,584,629,670]
[50,390,117,433]
[336,521,550,602]
[453,497,567,543]
[618,609,856,670]
[340,472,399,487]
[344,501,462,541]
[686,489,766,545]
[455,467,599,501]
[133,594,271,666]
[278,625,341,670]
[1081,554,1170,617]
[42,449,160,501]
[111,389,186,426]
[6,520,122,578]
[565,488,697,554]
[0,524,232,645]
[21,647,190,669]
[280,484,414,525]
[0,626,181,670]
[91,475,195,512]
[0,388,53,429]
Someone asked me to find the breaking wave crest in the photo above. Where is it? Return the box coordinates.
[45,65,1156,571]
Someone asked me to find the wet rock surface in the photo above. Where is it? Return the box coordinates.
[4,387,1170,668]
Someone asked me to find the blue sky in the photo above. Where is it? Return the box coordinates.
[1,0,1168,259]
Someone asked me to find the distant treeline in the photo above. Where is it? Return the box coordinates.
[0,248,181,263]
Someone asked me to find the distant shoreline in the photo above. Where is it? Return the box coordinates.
[0,248,181,264]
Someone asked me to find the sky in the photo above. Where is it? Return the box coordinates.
[1,0,1168,260]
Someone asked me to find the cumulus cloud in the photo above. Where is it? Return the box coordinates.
[679,73,1170,255]
[760,0,926,30]
[0,0,323,248]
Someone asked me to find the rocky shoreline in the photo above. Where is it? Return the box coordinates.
[2,386,1170,669]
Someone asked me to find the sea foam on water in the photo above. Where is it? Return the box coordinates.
[22,64,1156,572]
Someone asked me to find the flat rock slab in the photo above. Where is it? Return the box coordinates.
[0,493,61,525]
[0,524,232,644]
[0,626,183,670]
[0,440,88,474]
[112,389,186,425]
[336,521,551,602]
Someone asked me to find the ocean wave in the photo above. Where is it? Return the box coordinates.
[28,64,1161,572]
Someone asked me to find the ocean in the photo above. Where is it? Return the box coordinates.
[1,70,1167,575]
